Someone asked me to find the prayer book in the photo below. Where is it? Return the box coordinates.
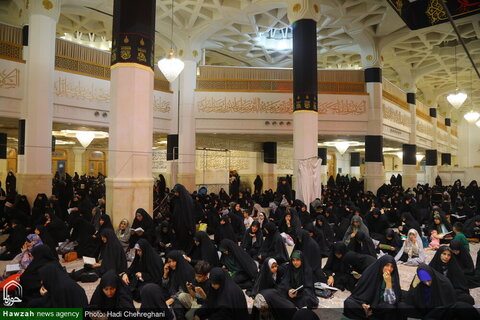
[83,256,96,265]
[379,244,395,251]
[451,214,466,219]
[132,227,145,232]
[5,263,20,273]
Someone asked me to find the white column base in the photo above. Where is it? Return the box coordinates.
[350,166,360,178]
[320,165,328,186]
[364,162,384,193]
[106,178,153,226]
[403,164,417,188]
[425,165,438,186]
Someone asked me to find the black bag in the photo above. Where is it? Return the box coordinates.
[80,272,99,283]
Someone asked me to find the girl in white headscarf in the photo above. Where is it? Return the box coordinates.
[395,228,426,266]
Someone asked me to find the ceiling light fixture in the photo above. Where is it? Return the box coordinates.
[447,45,467,109]
[416,154,425,162]
[158,0,184,82]
[55,130,109,148]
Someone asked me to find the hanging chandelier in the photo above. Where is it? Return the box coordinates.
[447,45,467,109]
[463,70,477,124]
[158,0,184,82]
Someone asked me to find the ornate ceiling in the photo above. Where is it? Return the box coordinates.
[0,0,478,120]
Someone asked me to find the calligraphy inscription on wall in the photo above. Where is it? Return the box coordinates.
[54,77,110,103]
[382,103,410,128]
[198,96,367,115]
[153,95,171,113]
[0,68,19,89]
[416,119,434,136]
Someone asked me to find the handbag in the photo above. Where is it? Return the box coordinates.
[80,272,99,283]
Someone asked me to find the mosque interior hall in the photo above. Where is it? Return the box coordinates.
[0,0,479,317]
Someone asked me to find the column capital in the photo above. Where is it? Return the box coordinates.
[27,0,61,21]
[287,0,321,24]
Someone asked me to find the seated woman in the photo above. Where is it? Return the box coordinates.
[71,229,128,280]
[19,245,61,305]
[115,218,131,253]
[293,229,325,282]
[11,234,43,273]
[278,210,299,240]
[428,246,474,304]
[249,258,284,297]
[323,242,354,291]
[279,250,318,309]
[195,267,248,320]
[257,222,289,264]
[343,215,369,246]
[214,216,236,246]
[251,288,297,320]
[185,231,219,267]
[0,219,27,261]
[344,255,402,320]
[399,264,478,319]
[450,239,475,274]
[314,215,334,248]
[121,239,164,302]
[364,208,389,242]
[219,239,258,289]
[70,216,97,258]
[347,231,377,257]
[379,228,402,257]
[400,212,421,236]
[428,213,453,244]
[89,270,135,311]
[395,228,426,266]
[155,220,175,255]
[241,221,263,259]
[343,251,377,289]
[160,250,195,308]
[139,283,174,319]
[34,225,57,259]
[129,208,155,247]
[30,263,88,308]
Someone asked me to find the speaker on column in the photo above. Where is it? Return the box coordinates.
[52,136,56,152]
[425,150,437,166]
[263,142,277,164]
[402,144,416,165]
[18,119,25,155]
[441,153,451,166]
[22,25,29,46]
[350,152,360,167]
[0,133,6,159]
[167,134,178,161]
[365,136,383,162]
[318,148,327,165]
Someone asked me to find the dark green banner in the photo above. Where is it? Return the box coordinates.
[387,0,480,30]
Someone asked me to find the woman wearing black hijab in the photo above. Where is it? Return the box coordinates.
[155,220,175,254]
[399,264,478,319]
[43,212,67,243]
[343,251,376,289]
[314,215,334,247]
[249,257,284,297]
[89,270,135,311]
[251,288,297,320]
[400,212,421,236]
[214,215,236,245]
[219,239,258,289]
[171,184,196,253]
[293,229,325,282]
[365,208,389,241]
[31,193,48,226]
[31,263,88,308]
[161,250,195,305]
[278,210,299,239]
[186,231,219,267]
[241,220,263,259]
[428,246,474,304]
[122,239,164,301]
[130,208,155,247]
[139,284,174,319]
[347,231,377,257]
[344,255,402,320]
[254,175,263,194]
[279,250,318,309]
[323,242,352,291]
[450,239,475,275]
[70,216,97,258]
[379,228,403,257]
[195,267,248,320]
[34,225,57,259]
[0,219,26,260]
[258,222,289,264]
[19,244,62,305]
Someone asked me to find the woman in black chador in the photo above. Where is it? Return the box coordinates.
[171,184,196,253]
[122,239,164,301]
[258,221,289,264]
[428,246,474,304]
[344,255,402,320]
[279,250,318,309]
[219,239,258,289]
[186,230,219,267]
[89,270,135,311]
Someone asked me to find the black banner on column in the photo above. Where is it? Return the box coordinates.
[365,136,383,162]
[167,134,178,161]
[292,19,317,112]
[445,118,451,127]
[263,142,277,164]
[0,133,6,159]
[441,153,451,165]
[407,93,416,105]
[429,108,437,118]
[350,152,360,167]
[111,0,156,69]
[402,144,416,165]
[426,149,437,166]
[364,68,382,83]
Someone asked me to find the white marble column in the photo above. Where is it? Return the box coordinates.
[403,89,417,188]
[177,59,197,192]
[17,0,61,201]
[72,147,85,175]
[425,104,438,185]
